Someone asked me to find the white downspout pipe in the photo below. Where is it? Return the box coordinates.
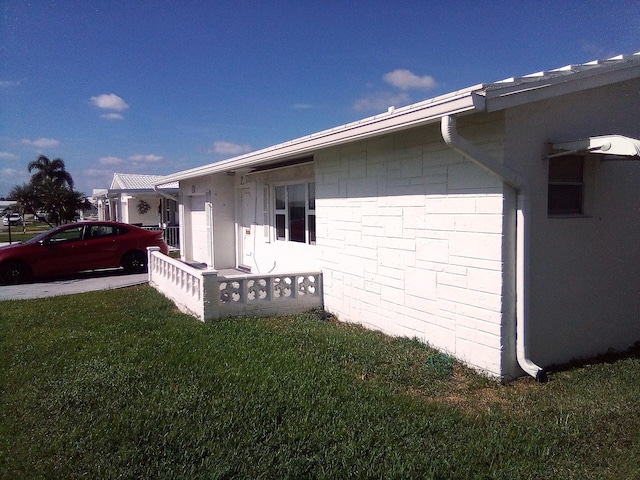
[440,115,547,381]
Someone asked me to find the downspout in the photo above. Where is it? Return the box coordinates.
[440,115,547,381]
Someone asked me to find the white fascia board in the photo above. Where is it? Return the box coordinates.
[483,59,640,112]
[155,87,484,185]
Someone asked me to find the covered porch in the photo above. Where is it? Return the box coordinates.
[147,247,323,321]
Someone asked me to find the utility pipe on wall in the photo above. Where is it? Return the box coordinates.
[440,115,547,381]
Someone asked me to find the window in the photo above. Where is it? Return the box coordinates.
[48,225,85,243]
[274,182,316,244]
[548,155,584,215]
[88,225,119,238]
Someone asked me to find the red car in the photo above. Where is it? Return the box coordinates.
[0,221,169,284]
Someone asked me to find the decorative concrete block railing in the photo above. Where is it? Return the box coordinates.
[147,247,323,321]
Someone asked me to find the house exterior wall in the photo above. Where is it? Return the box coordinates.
[125,194,161,225]
[505,77,640,367]
[211,175,236,269]
[314,122,513,378]
[179,175,236,269]
[169,73,639,379]
[242,163,319,274]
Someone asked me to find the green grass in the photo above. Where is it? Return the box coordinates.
[0,222,50,243]
[1,286,639,479]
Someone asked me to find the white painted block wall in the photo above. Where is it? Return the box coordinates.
[315,126,509,377]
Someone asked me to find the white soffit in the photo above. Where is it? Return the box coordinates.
[550,135,640,158]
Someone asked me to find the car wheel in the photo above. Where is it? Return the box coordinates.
[0,260,33,285]
[122,250,148,273]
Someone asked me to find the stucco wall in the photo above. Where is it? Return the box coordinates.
[505,77,640,367]
[180,176,235,269]
[124,194,160,225]
[245,163,319,274]
[314,122,512,378]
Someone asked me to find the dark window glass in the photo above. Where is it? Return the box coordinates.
[275,214,286,240]
[275,185,286,210]
[548,185,583,215]
[49,226,84,243]
[288,184,306,243]
[308,214,316,244]
[548,156,584,216]
[308,182,316,210]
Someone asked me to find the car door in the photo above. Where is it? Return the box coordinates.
[37,224,89,276]
[84,224,124,269]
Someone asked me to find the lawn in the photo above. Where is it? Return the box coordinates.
[1,286,639,479]
[0,222,50,243]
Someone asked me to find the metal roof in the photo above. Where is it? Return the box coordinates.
[110,173,178,191]
[156,52,640,185]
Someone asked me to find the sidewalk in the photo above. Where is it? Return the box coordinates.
[0,271,149,300]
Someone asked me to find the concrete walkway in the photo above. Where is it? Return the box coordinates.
[0,271,149,301]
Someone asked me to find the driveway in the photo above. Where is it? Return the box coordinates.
[0,270,149,301]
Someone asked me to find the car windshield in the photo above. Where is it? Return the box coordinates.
[23,228,56,245]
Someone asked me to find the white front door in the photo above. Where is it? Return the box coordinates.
[189,195,208,264]
[239,189,254,269]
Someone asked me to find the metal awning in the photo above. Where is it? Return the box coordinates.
[549,135,640,158]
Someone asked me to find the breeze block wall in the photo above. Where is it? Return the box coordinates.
[315,121,511,378]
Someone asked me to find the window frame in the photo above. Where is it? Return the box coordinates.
[547,154,585,217]
[272,181,316,245]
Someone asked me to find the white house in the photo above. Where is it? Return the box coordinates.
[150,52,640,382]
[94,173,179,226]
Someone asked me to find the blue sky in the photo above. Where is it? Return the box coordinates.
[1,1,639,197]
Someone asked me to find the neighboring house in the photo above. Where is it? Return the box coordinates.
[150,52,640,381]
[94,173,179,227]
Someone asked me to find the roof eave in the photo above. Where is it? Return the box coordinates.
[155,87,485,185]
[483,55,640,112]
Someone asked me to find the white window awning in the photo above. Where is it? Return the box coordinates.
[549,135,640,159]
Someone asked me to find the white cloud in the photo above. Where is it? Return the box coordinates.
[0,168,29,196]
[352,92,410,112]
[129,154,163,163]
[99,156,125,166]
[100,113,124,120]
[209,141,252,156]
[1,168,21,176]
[84,168,114,178]
[90,93,129,111]
[0,80,20,89]
[383,69,436,90]
[20,137,62,148]
[0,152,19,160]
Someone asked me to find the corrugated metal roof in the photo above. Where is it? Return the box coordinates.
[110,173,178,190]
[489,52,640,90]
[156,51,640,185]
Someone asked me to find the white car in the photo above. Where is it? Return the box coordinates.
[2,214,23,227]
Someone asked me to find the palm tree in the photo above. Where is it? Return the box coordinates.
[27,155,74,190]
[8,183,37,216]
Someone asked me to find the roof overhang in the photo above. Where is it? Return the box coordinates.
[549,135,640,159]
[154,87,485,185]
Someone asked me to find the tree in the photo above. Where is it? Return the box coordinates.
[27,155,74,190]
[10,156,88,226]
[8,183,38,216]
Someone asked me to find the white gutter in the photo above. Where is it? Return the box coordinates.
[441,115,547,381]
[154,87,484,186]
